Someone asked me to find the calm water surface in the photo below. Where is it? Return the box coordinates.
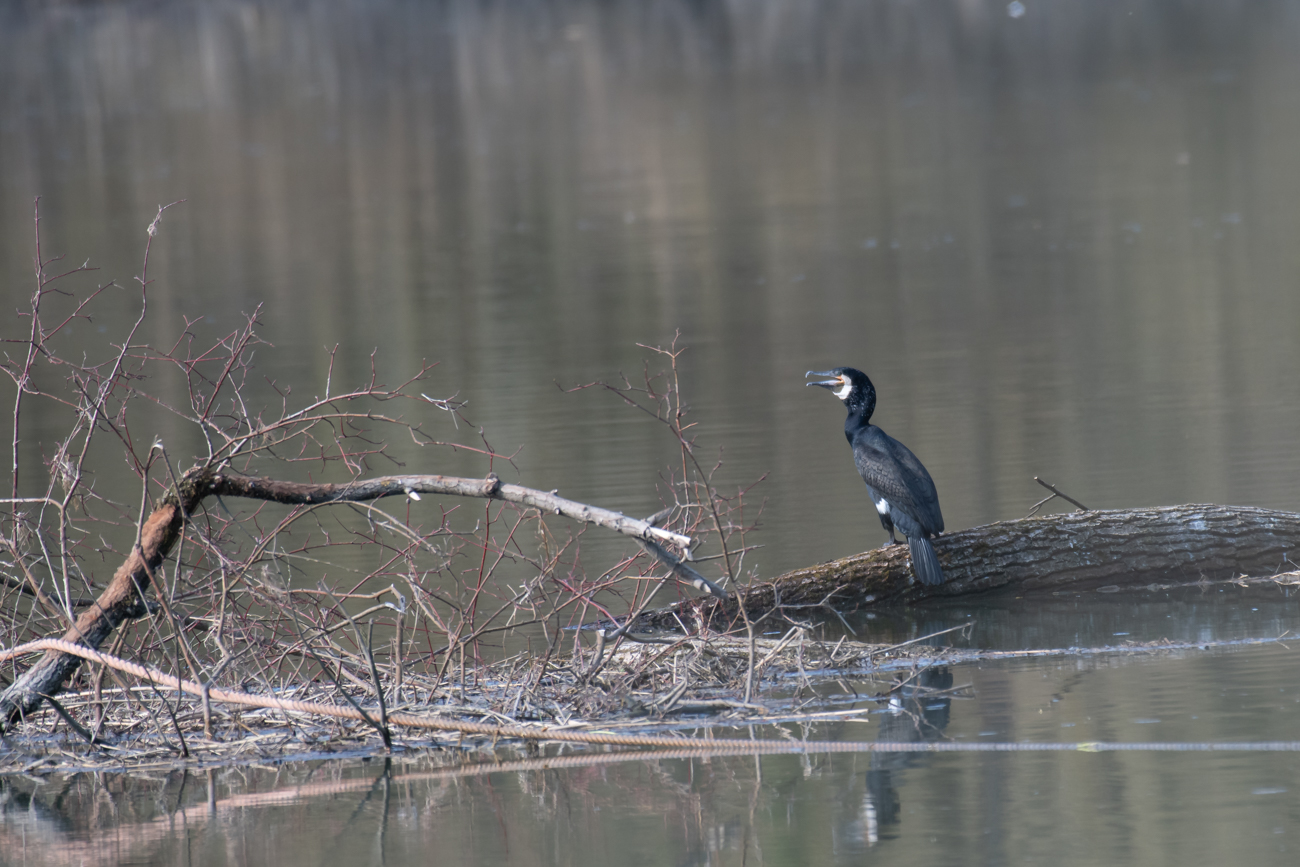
[3,0,1300,863]
[4,592,1300,866]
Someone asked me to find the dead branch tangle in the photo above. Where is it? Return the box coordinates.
[0,468,692,731]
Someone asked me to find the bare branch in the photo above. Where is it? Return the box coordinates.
[206,470,692,549]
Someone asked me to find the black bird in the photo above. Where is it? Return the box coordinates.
[806,367,945,585]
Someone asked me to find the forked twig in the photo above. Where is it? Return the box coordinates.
[1026,476,1089,517]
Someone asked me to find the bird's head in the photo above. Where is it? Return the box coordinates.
[806,367,875,415]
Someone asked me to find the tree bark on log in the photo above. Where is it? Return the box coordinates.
[632,504,1300,631]
[0,468,692,731]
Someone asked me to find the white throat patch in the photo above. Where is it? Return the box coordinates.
[833,380,852,400]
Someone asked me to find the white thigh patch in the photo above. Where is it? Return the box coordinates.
[874,498,890,515]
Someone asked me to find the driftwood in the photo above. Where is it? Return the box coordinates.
[631,504,1300,631]
[0,468,693,732]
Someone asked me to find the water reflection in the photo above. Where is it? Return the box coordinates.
[846,667,955,847]
[3,0,1300,581]
[6,591,1300,864]
[3,0,1300,863]
[846,583,1300,651]
[3,633,1299,867]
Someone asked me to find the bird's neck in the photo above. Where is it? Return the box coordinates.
[843,386,875,423]
[843,403,875,439]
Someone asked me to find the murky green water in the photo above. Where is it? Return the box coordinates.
[5,593,1300,866]
[3,0,1300,863]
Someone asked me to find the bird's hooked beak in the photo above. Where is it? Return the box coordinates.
[805,370,845,390]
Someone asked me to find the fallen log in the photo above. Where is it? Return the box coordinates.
[629,504,1300,631]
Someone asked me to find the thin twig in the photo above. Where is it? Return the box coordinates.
[1031,477,1089,513]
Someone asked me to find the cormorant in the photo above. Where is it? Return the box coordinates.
[806,367,946,585]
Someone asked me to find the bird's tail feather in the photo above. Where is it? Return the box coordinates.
[908,535,945,586]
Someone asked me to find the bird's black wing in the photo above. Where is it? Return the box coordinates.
[851,426,944,535]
